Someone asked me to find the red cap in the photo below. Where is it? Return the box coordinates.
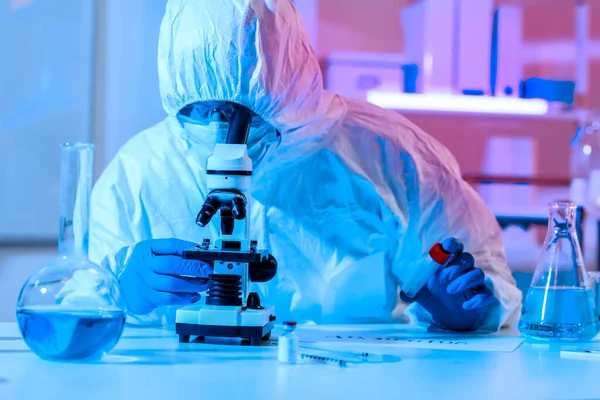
[283,321,297,326]
[429,242,451,264]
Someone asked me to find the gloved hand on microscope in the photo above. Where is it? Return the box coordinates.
[115,239,212,315]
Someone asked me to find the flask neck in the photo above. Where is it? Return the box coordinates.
[57,143,95,257]
[546,203,579,240]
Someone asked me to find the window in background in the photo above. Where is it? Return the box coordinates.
[0,0,95,244]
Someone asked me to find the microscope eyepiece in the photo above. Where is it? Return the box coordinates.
[225,106,252,145]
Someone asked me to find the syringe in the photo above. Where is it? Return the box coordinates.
[299,353,350,367]
[300,344,369,361]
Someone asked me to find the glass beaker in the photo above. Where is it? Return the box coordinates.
[518,202,600,341]
[16,142,126,361]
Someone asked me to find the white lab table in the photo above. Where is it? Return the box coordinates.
[0,322,599,400]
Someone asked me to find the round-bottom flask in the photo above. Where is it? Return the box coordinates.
[16,142,125,361]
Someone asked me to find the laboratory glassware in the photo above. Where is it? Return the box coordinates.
[518,202,599,341]
[278,321,299,364]
[16,142,126,361]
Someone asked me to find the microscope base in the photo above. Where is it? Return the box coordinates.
[176,322,274,346]
[175,304,275,346]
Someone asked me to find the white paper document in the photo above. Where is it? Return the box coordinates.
[274,324,524,353]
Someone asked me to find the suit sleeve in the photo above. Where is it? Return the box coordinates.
[389,137,522,331]
[89,157,168,326]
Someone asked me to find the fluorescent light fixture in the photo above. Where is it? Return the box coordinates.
[366,92,549,115]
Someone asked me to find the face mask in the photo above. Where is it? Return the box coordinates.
[247,124,281,168]
[177,109,281,168]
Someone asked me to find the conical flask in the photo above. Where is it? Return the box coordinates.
[518,202,599,341]
[16,142,126,361]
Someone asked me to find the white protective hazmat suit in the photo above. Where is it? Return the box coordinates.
[89,0,522,329]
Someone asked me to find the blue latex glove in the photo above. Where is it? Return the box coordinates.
[401,238,495,331]
[117,239,212,315]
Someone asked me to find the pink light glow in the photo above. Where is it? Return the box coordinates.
[11,0,33,11]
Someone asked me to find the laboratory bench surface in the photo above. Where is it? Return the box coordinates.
[1,322,600,400]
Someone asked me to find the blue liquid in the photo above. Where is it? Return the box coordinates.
[518,287,600,341]
[17,308,126,361]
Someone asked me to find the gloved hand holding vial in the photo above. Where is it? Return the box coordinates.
[401,238,495,331]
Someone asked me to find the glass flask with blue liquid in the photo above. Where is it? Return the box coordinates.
[16,142,126,361]
[519,202,600,341]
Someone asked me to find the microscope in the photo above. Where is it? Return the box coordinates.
[175,104,278,346]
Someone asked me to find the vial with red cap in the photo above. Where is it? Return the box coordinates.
[401,238,463,299]
[278,321,298,364]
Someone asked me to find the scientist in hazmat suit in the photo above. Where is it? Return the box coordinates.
[89,0,522,331]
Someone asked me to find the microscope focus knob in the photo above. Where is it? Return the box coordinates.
[246,292,264,310]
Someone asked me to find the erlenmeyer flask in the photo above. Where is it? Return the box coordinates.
[518,202,599,341]
[16,142,126,361]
